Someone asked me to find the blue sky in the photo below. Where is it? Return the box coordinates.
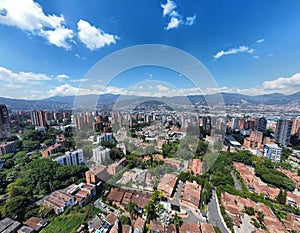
[0,0,300,99]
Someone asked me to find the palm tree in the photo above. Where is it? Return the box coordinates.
[171,213,183,233]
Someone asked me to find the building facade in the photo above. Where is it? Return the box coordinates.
[0,104,11,139]
[263,144,282,162]
[274,119,293,146]
[53,149,85,166]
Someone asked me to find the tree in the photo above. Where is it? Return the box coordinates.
[126,201,136,219]
[1,195,30,221]
[257,211,264,224]
[276,189,287,205]
[171,212,183,233]
[44,139,55,146]
[23,158,59,194]
[244,206,255,216]
[119,215,131,225]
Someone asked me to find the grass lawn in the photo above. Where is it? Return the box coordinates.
[40,204,99,233]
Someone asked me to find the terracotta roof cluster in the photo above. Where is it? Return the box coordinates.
[43,190,75,214]
[282,213,300,232]
[221,192,285,232]
[188,159,202,175]
[157,174,178,197]
[181,181,201,210]
[233,162,280,199]
[277,168,300,190]
[106,187,151,209]
[149,221,215,233]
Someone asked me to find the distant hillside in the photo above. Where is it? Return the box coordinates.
[1,91,300,110]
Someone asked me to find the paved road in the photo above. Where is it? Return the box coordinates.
[231,171,242,191]
[207,190,230,233]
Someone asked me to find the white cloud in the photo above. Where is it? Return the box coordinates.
[186,15,196,26]
[213,46,255,59]
[261,73,300,93]
[166,17,180,30]
[56,74,69,82]
[77,19,118,51]
[71,78,89,83]
[0,0,73,49]
[256,38,265,43]
[47,84,80,96]
[40,27,73,49]
[253,55,260,59]
[0,66,51,82]
[56,74,69,79]
[161,0,177,16]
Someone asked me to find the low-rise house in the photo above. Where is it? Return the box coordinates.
[23,217,48,232]
[107,187,126,204]
[149,220,164,233]
[65,183,96,207]
[0,141,17,156]
[283,213,300,232]
[43,190,76,214]
[164,158,181,169]
[133,217,145,233]
[118,171,138,184]
[179,222,200,233]
[234,162,280,199]
[157,174,178,198]
[181,181,201,210]
[199,222,215,233]
[221,192,285,232]
[0,217,21,233]
[188,159,202,175]
[88,215,102,233]
[41,143,62,158]
[277,168,300,191]
[122,225,132,233]
[17,226,34,233]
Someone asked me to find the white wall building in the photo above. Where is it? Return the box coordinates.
[96,133,114,144]
[92,146,111,164]
[53,149,85,166]
[263,144,282,162]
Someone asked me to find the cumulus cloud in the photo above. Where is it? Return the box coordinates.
[186,15,196,26]
[165,17,180,30]
[161,0,196,30]
[0,66,51,82]
[161,0,177,16]
[256,38,265,43]
[47,84,80,96]
[0,0,73,49]
[213,46,254,59]
[77,19,118,51]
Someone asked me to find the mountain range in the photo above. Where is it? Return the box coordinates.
[1,92,300,111]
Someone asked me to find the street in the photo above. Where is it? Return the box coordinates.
[231,171,242,191]
[207,190,230,233]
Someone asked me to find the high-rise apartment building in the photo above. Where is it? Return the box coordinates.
[292,117,300,135]
[30,110,47,127]
[257,117,267,132]
[274,119,293,146]
[0,104,11,139]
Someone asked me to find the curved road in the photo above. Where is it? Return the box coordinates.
[207,190,230,233]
